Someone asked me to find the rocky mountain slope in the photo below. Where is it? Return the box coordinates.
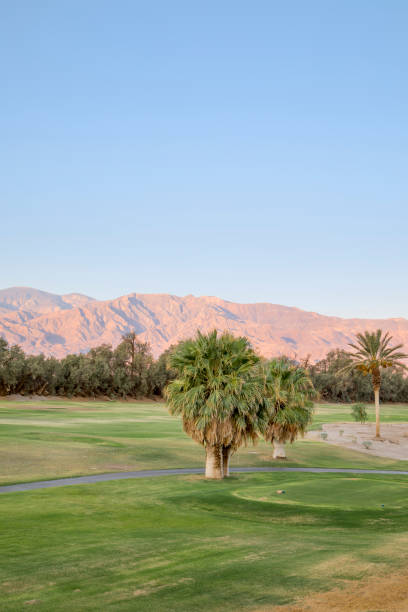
[1,287,408,360]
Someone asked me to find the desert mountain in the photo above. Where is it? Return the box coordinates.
[0,287,95,315]
[1,287,408,361]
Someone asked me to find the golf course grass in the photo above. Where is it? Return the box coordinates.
[311,402,408,427]
[235,476,408,510]
[2,398,408,610]
[2,472,408,611]
[1,398,408,485]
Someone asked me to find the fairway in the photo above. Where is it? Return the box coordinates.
[2,398,408,611]
[1,398,408,485]
[312,402,408,426]
[236,476,408,510]
[2,472,408,611]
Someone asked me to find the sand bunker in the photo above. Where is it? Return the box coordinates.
[307,422,408,460]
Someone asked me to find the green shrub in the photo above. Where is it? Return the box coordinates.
[351,403,368,423]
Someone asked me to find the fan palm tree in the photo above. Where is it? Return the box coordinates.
[343,330,408,438]
[165,330,266,478]
[262,358,315,459]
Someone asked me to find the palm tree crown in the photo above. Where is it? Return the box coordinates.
[262,358,315,457]
[346,330,407,383]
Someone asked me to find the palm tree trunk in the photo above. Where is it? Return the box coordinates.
[374,387,381,438]
[273,440,287,459]
[205,445,223,479]
[222,446,232,477]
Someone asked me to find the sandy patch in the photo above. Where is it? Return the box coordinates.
[263,568,408,611]
[307,422,408,460]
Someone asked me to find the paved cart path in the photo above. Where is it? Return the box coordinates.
[2,466,408,494]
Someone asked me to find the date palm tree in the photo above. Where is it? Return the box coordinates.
[262,358,315,459]
[165,330,266,478]
[344,330,408,438]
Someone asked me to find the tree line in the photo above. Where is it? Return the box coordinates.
[2,333,408,404]
[2,327,407,476]
[0,333,175,398]
[309,347,408,404]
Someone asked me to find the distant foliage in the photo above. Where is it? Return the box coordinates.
[309,349,408,403]
[1,337,408,402]
[0,335,175,398]
[351,403,368,423]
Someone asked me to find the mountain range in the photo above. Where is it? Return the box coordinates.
[1,287,408,361]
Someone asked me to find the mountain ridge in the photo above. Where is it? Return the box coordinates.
[1,287,408,360]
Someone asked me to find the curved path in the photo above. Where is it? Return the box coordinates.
[2,466,408,494]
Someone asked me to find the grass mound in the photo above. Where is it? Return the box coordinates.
[235,476,408,510]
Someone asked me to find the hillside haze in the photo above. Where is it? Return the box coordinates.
[1,287,408,361]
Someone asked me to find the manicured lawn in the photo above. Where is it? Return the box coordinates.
[2,398,408,610]
[1,398,408,485]
[313,402,408,426]
[2,472,408,611]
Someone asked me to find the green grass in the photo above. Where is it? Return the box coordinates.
[2,472,408,611]
[2,398,408,610]
[1,398,408,485]
[237,476,408,510]
[313,401,408,426]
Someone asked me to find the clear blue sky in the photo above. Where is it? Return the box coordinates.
[1,0,407,318]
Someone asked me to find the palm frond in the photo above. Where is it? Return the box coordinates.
[165,329,264,450]
[262,358,315,444]
[341,330,408,382]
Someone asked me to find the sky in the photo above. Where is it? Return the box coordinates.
[1,0,408,319]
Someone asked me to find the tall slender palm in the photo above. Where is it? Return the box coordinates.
[344,330,408,437]
[165,330,266,478]
[262,358,315,459]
